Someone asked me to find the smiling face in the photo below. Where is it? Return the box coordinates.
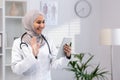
[33,15,45,35]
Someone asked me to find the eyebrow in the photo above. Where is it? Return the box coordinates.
[37,19,45,21]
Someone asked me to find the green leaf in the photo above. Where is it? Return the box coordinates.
[74,53,85,62]
[68,61,77,68]
[66,53,109,80]
[84,55,94,66]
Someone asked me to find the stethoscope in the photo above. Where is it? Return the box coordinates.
[20,32,52,60]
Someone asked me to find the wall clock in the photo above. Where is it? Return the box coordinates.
[74,0,92,18]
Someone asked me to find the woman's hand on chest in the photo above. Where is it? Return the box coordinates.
[30,37,40,57]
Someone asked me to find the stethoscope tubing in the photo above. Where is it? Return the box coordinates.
[20,32,51,54]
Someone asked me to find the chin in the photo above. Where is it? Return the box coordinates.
[37,32,42,35]
[36,30,42,35]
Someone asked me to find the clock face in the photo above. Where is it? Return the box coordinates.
[75,0,92,18]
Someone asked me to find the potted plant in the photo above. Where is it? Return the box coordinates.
[66,53,109,80]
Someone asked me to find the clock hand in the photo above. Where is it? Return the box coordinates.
[78,8,84,13]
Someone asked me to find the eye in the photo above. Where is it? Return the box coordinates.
[43,20,45,23]
[36,20,45,24]
[37,21,41,24]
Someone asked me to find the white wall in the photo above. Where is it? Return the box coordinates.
[75,0,111,79]
[102,0,120,80]
[102,0,120,28]
[28,0,113,80]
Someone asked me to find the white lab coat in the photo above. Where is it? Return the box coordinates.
[11,37,70,80]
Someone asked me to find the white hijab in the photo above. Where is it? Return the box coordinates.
[22,10,45,45]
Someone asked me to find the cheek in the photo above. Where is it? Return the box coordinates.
[41,24,45,28]
[33,23,38,29]
[34,25,45,34]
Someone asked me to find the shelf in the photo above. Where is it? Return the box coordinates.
[0,0,2,8]
[0,9,3,31]
[0,56,3,80]
[0,54,3,56]
[5,49,12,66]
[5,0,27,2]
[5,16,23,19]
[5,47,12,50]
[5,66,21,80]
[5,1,27,16]
[4,0,27,79]
[0,31,3,33]
[0,0,3,79]
[5,64,11,67]
[5,18,24,47]
[5,57,11,66]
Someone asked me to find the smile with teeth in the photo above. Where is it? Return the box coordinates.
[37,28,41,30]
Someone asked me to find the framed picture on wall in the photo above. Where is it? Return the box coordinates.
[40,1,58,25]
[0,33,2,53]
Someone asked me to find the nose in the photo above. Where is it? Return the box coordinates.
[39,23,45,29]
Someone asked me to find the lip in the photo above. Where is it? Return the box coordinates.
[37,26,44,30]
[37,28,42,30]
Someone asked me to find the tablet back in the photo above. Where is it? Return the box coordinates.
[57,37,72,58]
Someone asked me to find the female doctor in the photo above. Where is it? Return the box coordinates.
[11,10,71,80]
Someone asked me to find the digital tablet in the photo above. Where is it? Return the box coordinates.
[57,37,72,58]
